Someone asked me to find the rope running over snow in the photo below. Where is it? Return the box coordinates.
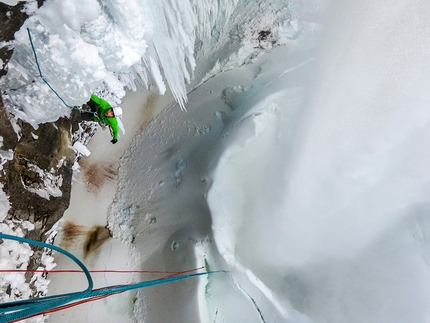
[0,233,226,323]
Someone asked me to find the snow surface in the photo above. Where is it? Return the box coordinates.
[20,163,63,200]
[2,0,430,322]
[72,141,90,157]
[0,219,55,323]
[47,88,175,323]
[0,137,12,222]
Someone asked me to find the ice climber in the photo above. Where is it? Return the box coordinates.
[82,94,123,144]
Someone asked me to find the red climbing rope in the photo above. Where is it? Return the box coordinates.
[0,266,205,275]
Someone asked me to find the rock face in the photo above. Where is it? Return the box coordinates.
[0,0,75,236]
[0,0,85,267]
[0,101,77,241]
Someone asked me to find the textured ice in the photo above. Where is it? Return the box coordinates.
[1,0,298,127]
[0,0,249,126]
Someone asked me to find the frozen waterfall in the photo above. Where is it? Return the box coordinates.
[2,0,430,322]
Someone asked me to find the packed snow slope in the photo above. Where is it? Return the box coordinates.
[2,0,430,322]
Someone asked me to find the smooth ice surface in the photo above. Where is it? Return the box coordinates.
[206,1,430,322]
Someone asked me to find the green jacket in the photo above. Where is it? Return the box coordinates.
[90,94,119,140]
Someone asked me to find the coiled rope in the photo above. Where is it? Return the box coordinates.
[27,28,95,114]
[0,233,225,323]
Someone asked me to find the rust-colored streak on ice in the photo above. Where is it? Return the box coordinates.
[59,221,86,250]
[80,158,117,194]
[59,222,111,257]
[83,226,112,258]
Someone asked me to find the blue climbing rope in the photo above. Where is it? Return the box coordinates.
[26,28,95,114]
[0,233,93,322]
[0,233,226,323]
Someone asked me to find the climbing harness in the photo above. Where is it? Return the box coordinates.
[27,28,95,115]
[0,233,226,323]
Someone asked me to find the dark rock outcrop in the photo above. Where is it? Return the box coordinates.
[0,106,76,241]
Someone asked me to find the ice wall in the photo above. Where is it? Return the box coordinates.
[207,0,430,322]
[268,0,430,265]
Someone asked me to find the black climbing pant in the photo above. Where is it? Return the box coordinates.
[80,100,97,122]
